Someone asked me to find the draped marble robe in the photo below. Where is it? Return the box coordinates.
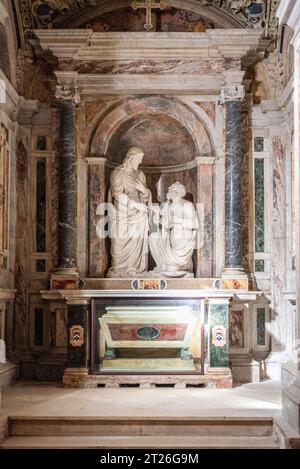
[107,162,151,278]
[149,192,199,278]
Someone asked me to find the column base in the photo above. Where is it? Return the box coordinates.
[207,367,233,388]
[51,268,79,290]
[230,355,260,384]
[222,267,247,278]
[221,268,248,289]
[63,367,89,388]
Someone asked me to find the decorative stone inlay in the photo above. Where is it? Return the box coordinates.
[55,85,80,105]
[67,304,88,368]
[229,310,244,347]
[136,326,161,340]
[69,325,84,347]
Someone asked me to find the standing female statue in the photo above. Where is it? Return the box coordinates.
[107,147,151,278]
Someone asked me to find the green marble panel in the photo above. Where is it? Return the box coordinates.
[209,303,229,368]
[255,260,265,272]
[257,308,266,346]
[255,158,265,253]
[204,301,209,364]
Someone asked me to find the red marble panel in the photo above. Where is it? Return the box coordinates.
[108,324,188,341]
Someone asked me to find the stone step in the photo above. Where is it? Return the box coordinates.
[1,435,279,449]
[8,416,273,437]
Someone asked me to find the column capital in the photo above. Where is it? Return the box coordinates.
[220,85,245,104]
[55,85,80,106]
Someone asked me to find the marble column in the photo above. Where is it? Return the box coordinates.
[221,84,245,275]
[54,85,80,271]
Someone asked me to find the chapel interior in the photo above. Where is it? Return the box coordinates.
[0,0,300,449]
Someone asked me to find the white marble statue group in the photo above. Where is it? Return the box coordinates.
[106,147,199,279]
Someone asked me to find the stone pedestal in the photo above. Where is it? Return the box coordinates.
[230,355,260,384]
[63,300,89,386]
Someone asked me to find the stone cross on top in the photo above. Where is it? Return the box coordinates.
[131,0,169,31]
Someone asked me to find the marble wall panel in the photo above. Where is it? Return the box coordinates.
[255,158,265,253]
[209,303,229,368]
[257,307,266,346]
[77,59,240,75]
[195,102,216,126]
[197,164,214,277]
[229,310,244,348]
[241,101,251,271]
[14,140,30,349]
[271,136,286,350]
[54,309,68,348]
[89,163,109,277]
[273,137,286,239]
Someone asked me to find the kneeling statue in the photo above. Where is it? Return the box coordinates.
[149,182,199,278]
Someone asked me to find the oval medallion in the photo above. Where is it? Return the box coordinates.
[136,326,160,340]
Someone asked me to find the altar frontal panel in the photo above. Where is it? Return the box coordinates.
[92,298,204,374]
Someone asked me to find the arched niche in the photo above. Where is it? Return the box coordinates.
[88,96,215,278]
[90,95,213,159]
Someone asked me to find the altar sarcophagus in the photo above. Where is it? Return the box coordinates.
[98,305,202,372]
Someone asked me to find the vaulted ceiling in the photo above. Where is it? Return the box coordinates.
[13,0,280,49]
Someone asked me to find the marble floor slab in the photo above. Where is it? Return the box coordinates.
[0,380,282,418]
